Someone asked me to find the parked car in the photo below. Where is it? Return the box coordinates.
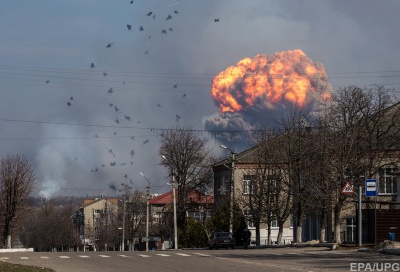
[208,232,235,249]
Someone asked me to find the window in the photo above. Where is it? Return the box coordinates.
[243,175,255,194]
[220,176,227,195]
[379,168,397,195]
[271,216,278,228]
[345,218,356,242]
[244,209,255,228]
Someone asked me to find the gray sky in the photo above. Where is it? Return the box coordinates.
[1,0,399,197]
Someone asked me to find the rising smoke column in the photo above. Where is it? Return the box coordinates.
[205,49,332,144]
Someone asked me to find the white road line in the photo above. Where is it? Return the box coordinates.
[118,254,128,257]
[0,257,9,260]
[138,254,150,258]
[20,257,29,259]
[40,256,49,259]
[98,255,110,258]
[193,253,210,257]
[175,253,190,256]
[156,253,170,257]
[79,255,90,258]
[59,256,70,259]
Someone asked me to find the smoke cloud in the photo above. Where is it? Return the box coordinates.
[205,50,332,144]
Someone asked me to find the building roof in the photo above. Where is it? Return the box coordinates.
[149,190,214,205]
[82,197,118,207]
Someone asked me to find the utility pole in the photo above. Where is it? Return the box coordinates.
[172,173,178,249]
[122,194,126,251]
[221,145,235,234]
[162,155,178,249]
[140,172,151,252]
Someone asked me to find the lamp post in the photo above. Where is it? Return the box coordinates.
[220,144,235,234]
[140,172,151,252]
[122,194,126,251]
[162,155,178,249]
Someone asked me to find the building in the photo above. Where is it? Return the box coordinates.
[149,189,214,249]
[79,197,119,250]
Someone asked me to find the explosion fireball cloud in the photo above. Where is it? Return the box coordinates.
[205,49,332,144]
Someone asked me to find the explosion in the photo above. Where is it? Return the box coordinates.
[205,50,332,144]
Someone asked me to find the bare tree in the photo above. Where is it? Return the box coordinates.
[159,126,214,229]
[0,154,36,248]
[324,86,400,244]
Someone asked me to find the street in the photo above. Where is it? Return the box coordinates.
[0,247,398,272]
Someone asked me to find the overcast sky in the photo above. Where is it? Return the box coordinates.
[1,0,399,198]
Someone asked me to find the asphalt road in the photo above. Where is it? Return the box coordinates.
[1,247,399,272]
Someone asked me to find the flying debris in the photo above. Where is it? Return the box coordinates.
[130,0,133,3]
[109,184,116,191]
[124,174,128,179]
[102,164,105,167]
[90,62,95,68]
[161,29,167,34]
[136,120,141,124]
[108,88,113,94]
[139,26,144,31]
[130,150,135,158]
[67,102,71,107]
[46,80,50,84]
[157,104,161,107]
[114,106,120,112]
[114,132,117,135]
[153,15,156,20]
[109,149,116,157]
[176,114,181,121]
[130,136,135,140]
[95,168,98,172]
[169,27,173,32]
[127,24,132,30]
[109,103,113,107]
[106,43,113,48]
[173,84,177,88]
[121,162,127,166]
[182,93,186,98]
[124,115,131,121]
[166,14,172,21]
[143,139,149,144]
[144,50,149,55]
[146,11,153,16]
[174,10,179,14]
[70,97,73,101]
[115,118,120,124]
[103,72,108,76]
[214,18,220,22]
[110,162,116,166]
[95,135,99,138]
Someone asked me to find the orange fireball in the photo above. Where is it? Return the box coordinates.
[211,50,331,114]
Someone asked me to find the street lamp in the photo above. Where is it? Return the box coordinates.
[161,155,178,250]
[220,144,235,234]
[140,172,151,252]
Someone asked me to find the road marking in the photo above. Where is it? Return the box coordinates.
[79,255,90,258]
[193,253,210,257]
[40,256,49,259]
[175,253,190,256]
[156,254,170,257]
[138,254,150,258]
[0,257,9,260]
[98,255,110,258]
[118,254,128,257]
[59,256,70,259]
[20,257,29,259]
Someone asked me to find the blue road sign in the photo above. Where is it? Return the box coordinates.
[365,179,377,197]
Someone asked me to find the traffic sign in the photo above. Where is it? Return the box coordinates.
[341,181,355,194]
[365,179,377,197]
